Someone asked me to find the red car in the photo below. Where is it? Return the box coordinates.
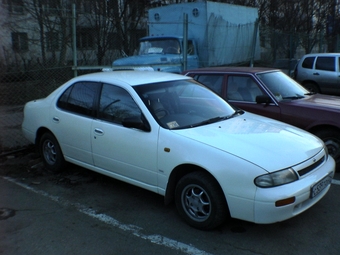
[183,67,340,170]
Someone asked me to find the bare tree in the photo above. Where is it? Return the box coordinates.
[111,0,149,57]
[24,0,72,67]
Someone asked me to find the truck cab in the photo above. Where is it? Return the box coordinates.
[112,36,199,73]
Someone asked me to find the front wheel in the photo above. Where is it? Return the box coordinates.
[39,132,65,172]
[175,171,229,230]
[314,128,340,171]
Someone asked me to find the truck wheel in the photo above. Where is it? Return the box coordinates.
[314,128,340,171]
[304,82,320,93]
[39,132,65,173]
[175,171,229,230]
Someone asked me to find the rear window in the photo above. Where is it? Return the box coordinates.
[315,56,335,71]
[302,57,315,69]
[57,82,100,116]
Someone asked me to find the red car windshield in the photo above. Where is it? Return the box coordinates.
[257,71,310,101]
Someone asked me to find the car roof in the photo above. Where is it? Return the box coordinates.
[303,53,340,57]
[74,70,191,86]
[184,66,279,74]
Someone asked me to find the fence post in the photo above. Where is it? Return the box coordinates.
[72,4,77,77]
[183,13,188,72]
[250,18,259,67]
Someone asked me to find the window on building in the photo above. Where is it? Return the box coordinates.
[77,28,96,49]
[42,0,58,14]
[12,32,28,51]
[46,32,59,51]
[107,32,119,49]
[7,0,24,14]
[75,0,92,14]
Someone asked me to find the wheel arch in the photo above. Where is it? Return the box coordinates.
[164,164,225,205]
[308,124,340,136]
[35,127,54,146]
[301,80,320,92]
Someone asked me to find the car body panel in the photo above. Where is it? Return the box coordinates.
[171,112,322,170]
[51,107,94,165]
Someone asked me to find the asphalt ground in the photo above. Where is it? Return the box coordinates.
[1,149,340,255]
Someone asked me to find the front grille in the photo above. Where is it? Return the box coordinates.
[298,156,325,177]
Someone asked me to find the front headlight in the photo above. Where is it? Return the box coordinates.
[323,144,329,159]
[254,168,298,188]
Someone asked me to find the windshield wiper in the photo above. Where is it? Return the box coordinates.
[182,116,225,129]
[189,110,244,128]
[229,109,244,117]
[305,92,317,95]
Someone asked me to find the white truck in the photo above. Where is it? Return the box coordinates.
[112,1,260,73]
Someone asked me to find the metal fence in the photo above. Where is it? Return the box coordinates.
[0,3,332,154]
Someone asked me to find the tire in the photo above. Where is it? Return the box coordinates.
[304,82,320,93]
[314,128,340,171]
[175,171,229,230]
[39,132,65,173]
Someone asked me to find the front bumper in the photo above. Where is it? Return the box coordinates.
[253,155,335,224]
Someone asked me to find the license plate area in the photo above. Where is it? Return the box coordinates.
[310,175,332,198]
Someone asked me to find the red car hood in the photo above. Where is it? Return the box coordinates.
[302,94,340,110]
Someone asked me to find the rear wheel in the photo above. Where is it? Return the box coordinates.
[314,128,340,171]
[39,132,65,172]
[175,171,229,230]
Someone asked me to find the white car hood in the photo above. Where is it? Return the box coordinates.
[173,113,323,171]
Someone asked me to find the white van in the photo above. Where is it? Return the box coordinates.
[294,53,340,96]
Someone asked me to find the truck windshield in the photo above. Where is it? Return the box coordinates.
[138,39,181,55]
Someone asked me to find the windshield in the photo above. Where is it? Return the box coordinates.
[138,39,181,55]
[256,71,310,101]
[134,79,237,129]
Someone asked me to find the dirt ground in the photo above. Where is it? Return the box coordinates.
[0,146,102,191]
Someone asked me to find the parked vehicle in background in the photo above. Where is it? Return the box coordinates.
[22,70,334,229]
[183,67,340,170]
[112,1,260,73]
[293,53,340,95]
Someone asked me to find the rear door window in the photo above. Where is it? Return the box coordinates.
[193,74,224,94]
[302,57,315,69]
[57,82,100,116]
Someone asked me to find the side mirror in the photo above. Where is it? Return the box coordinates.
[122,115,151,132]
[256,95,272,105]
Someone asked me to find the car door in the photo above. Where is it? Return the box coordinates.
[313,56,339,94]
[91,83,158,187]
[186,40,200,70]
[225,75,282,120]
[194,73,282,121]
[53,81,101,165]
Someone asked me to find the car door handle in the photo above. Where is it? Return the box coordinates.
[94,128,104,135]
[313,72,320,76]
[52,116,59,122]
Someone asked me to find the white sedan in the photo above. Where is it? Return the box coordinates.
[22,71,335,230]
